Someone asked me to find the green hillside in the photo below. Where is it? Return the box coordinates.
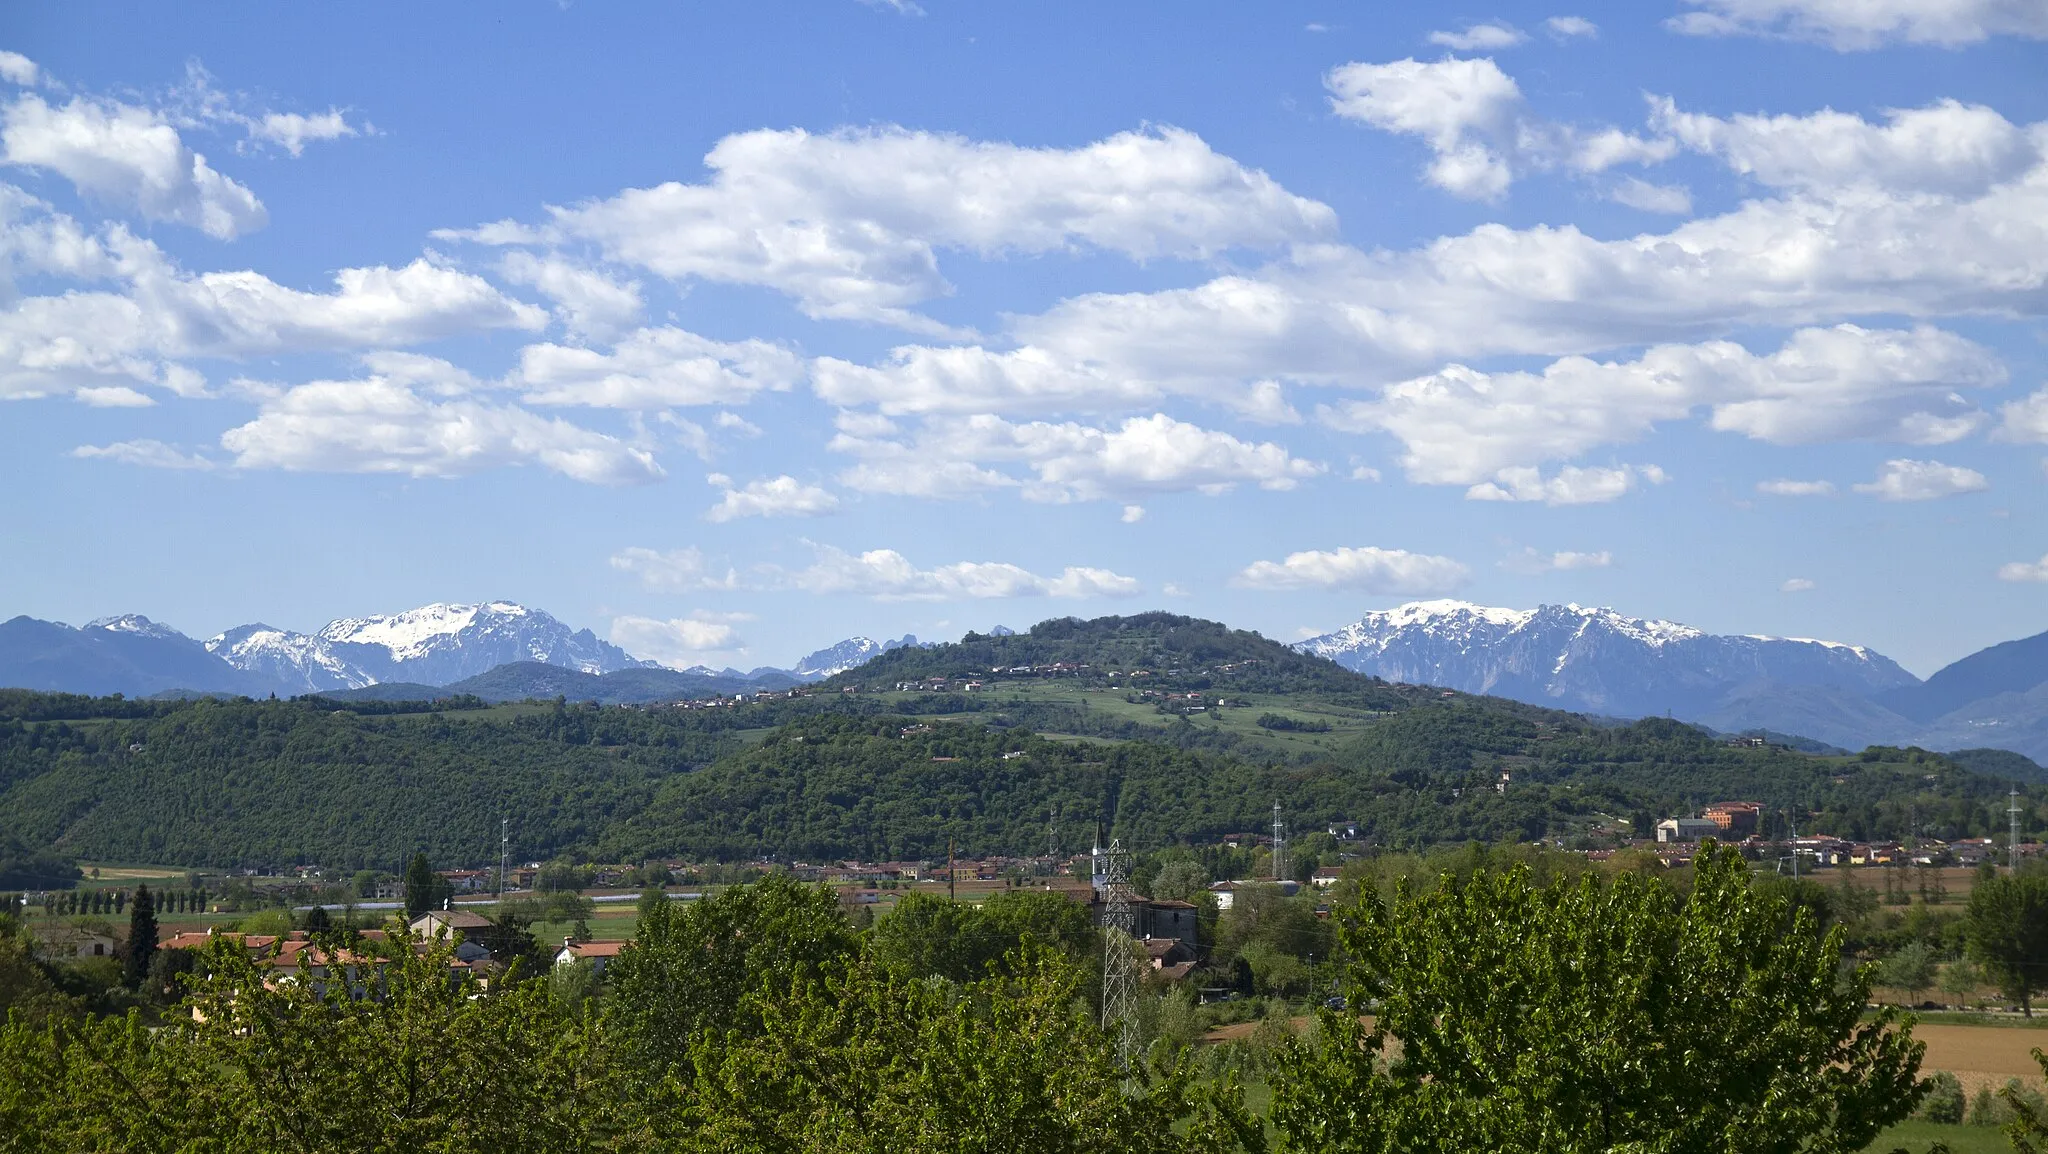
[0,696,758,869]
[826,612,1403,699]
[0,676,2037,870]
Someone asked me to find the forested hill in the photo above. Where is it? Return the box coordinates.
[826,612,1405,699]
[0,688,2039,871]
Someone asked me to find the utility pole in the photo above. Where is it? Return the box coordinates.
[1271,801,1287,884]
[1100,837,1139,1068]
[1047,804,1060,866]
[497,816,510,900]
[948,837,956,902]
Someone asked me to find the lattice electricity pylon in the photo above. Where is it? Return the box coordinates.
[1100,836,1141,1068]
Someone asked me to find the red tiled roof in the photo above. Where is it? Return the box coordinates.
[414,911,494,930]
[564,940,630,958]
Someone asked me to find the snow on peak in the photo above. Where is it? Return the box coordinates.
[1558,603,1703,646]
[85,614,187,641]
[1295,598,1914,722]
[319,601,508,659]
[794,636,886,679]
[1369,600,1537,629]
[1743,633,1871,656]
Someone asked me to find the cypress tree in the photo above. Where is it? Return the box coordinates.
[404,853,435,920]
[125,885,157,988]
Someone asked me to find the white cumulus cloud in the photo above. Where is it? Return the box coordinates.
[1608,177,1693,214]
[245,110,359,157]
[1466,464,1665,505]
[1669,0,2048,49]
[1232,546,1470,592]
[497,252,643,340]
[1996,388,2048,443]
[609,615,744,667]
[1427,23,1528,49]
[831,412,1322,502]
[1999,553,2048,582]
[1325,56,1672,199]
[1781,577,1817,592]
[704,474,841,521]
[1757,479,1837,496]
[70,439,215,470]
[1501,547,1613,573]
[1,92,266,239]
[1315,325,2001,487]
[610,546,740,592]
[1653,97,2040,196]
[781,544,1142,601]
[1545,15,1599,38]
[1851,457,1989,501]
[218,372,662,485]
[439,125,1335,330]
[513,326,801,409]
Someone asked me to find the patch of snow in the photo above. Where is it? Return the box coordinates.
[320,602,488,660]
[86,614,187,641]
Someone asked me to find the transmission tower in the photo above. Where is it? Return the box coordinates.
[497,816,510,899]
[1271,801,1287,883]
[2012,788,2023,872]
[1787,810,1798,880]
[1100,837,1140,1068]
[1047,804,1060,864]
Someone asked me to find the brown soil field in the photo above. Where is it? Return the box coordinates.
[1202,1016,2048,1101]
[1916,1023,2048,1098]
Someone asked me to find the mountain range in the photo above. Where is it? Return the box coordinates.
[0,603,957,703]
[1297,601,2048,764]
[4,596,2045,762]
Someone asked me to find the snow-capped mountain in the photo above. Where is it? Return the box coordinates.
[211,601,653,689]
[1297,600,1918,725]
[206,624,376,694]
[791,634,924,680]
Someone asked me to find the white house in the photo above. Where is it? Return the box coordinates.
[554,939,629,977]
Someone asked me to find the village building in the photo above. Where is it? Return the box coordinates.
[1655,817,1722,844]
[409,909,495,939]
[555,939,629,977]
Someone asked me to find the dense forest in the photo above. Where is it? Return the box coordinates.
[0,683,2038,870]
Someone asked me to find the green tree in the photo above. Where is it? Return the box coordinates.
[403,852,436,920]
[1966,869,2048,1017]
[1941,957,1982,1009]
[1150,860,1211,903]
[122,884,155,990]
[681,943,1255,1154]
[2006,1048,2048,1153]
[602,872,860,1081]
[1879,940,1938,1006]
[1271,846,1925,1153]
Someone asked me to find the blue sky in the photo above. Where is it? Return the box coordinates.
[3,0,2046,676]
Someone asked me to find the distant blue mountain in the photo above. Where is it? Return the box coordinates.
[0,615,268,697]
